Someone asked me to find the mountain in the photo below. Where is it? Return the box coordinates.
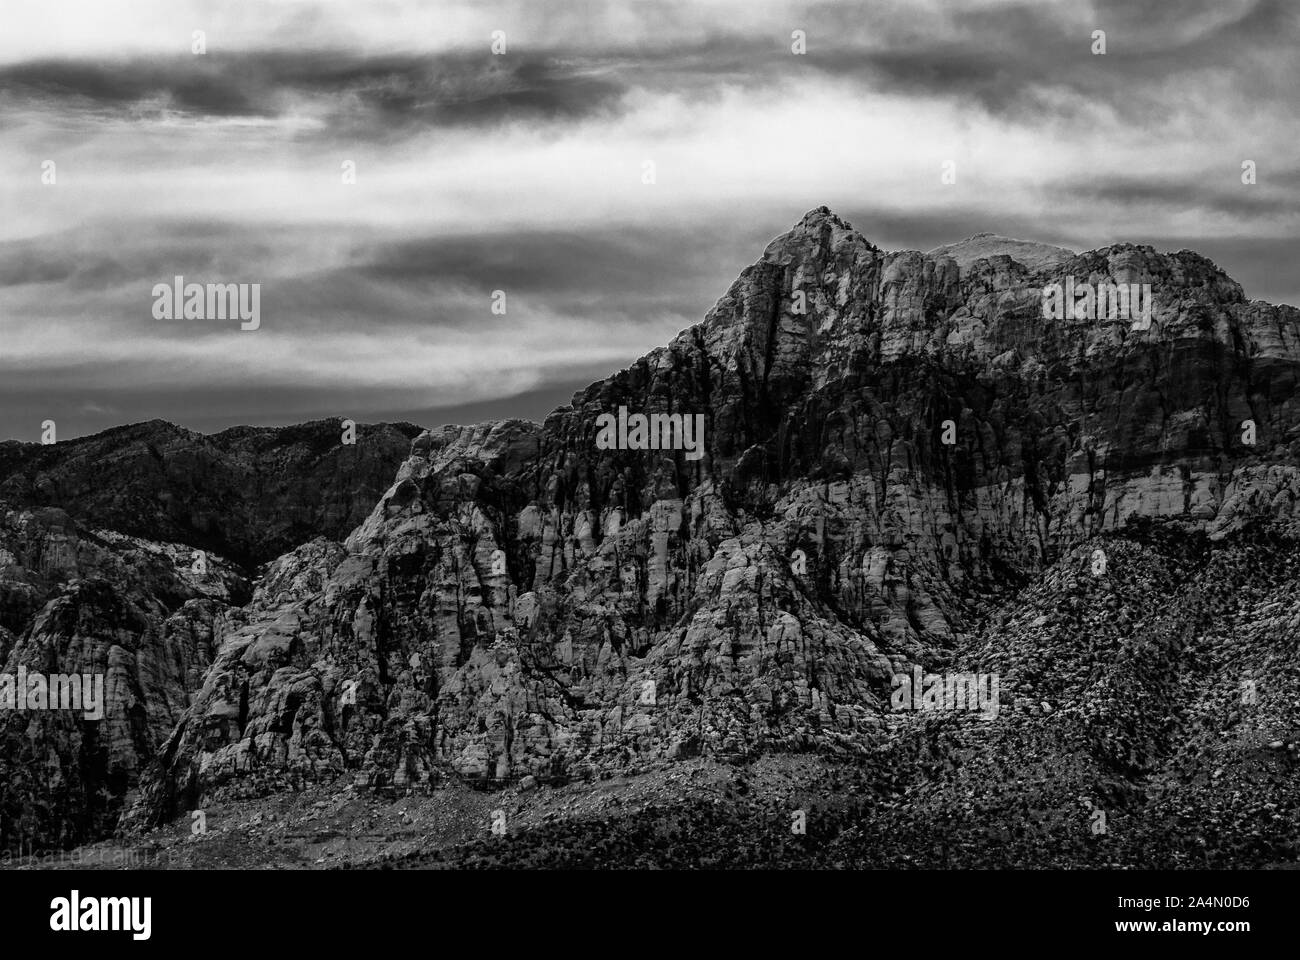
[4,208,1299,866]
[0,419,424,570]
[0,419,419,850]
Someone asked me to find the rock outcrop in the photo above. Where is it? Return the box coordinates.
[0,506,240,849]
[0,419,419,852]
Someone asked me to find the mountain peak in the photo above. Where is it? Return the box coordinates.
[761,207,878,267]
[792,205,860,235]
[800,204,841,222]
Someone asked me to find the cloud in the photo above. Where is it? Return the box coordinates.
[0,51,629,135]
[0,0,1297,440]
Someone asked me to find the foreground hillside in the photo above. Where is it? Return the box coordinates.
[15,520,1297,870]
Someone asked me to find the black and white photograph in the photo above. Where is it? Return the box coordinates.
[0,0,1295,941]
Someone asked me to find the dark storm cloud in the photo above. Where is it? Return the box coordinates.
[0,58,267,116]
[4,1,1295,136]
[351,225,746,302]
[0,245,76,287]
[1088,0,1277,42]
[1062,174,1300,221]
[0,51,628,131]
[608,0,1300,122]
[0,227,289,292]
[924,1,1283,119]
[0,218,743,337]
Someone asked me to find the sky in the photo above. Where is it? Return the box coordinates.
[2,0,1298,440]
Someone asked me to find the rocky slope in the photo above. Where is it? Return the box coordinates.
[0,419,423,569]
[0,505,243,850]
[0,420,419,852]
[111,208,1299,867]
[27,519,1298,870]
[404,521,1298,869]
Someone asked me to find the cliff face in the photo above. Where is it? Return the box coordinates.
[0,505,242,848]
[0,420,419,851]
[109,208,1300,834]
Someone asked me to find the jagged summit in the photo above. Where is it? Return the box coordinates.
[795,204,855,231]
[764,205,878,262]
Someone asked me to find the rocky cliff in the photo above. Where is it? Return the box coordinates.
[0,420,419,851]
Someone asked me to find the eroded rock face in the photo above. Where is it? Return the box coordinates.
[0,419,421,852]
[0,506,240,850]
[125,208,1300,828]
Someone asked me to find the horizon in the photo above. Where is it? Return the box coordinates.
[4,212,1283,444]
